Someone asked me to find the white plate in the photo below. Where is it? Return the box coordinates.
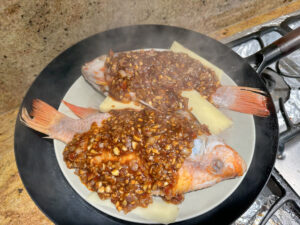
[54,54,255,223]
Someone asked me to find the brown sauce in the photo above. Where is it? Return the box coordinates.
[63,109,209,213]
[104,50,220,112]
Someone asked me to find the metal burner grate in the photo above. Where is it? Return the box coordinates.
[226,14,300,225]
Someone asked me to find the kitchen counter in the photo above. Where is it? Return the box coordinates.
[1,0,300,224]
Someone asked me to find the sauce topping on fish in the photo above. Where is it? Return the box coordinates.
[104,50,220,112]
[63,109,209,212]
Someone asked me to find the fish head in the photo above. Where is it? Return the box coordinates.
[170,136,247,194]
[190,136,247,178]
[204,144,247,178]
[82,55,108,93]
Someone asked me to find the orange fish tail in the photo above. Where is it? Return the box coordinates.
[212,86,270,117]
[20,99,65,137]
[63,100,98,119]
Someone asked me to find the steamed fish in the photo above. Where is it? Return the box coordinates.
[21,99,246,213]
[82,49,269,117]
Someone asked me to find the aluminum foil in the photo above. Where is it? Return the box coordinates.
[231,21,300,132]
[232,39,261,57]
[273,50,300,131]
[232,188,299,225]
[289,20,300,29]
[271,202,300,225]
[230,14,300,224]
[233,188,278,225]
[221,10,300,44]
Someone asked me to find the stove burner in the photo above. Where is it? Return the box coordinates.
[278,98,300,159]
[277,58,300,79]
[227,13,300,225]
[261,67,290,109]
[259,171,300,225]
[228,15,300,159]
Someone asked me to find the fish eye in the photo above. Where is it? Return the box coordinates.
[212,159,224,173]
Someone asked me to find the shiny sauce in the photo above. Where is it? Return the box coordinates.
[63,109,209,212]
[104,50,220,112]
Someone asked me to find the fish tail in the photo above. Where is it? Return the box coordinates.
[62,100,98,119]
[212,86,270,117]
[20,99,66,138]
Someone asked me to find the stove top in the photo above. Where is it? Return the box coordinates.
[223,11,300,225]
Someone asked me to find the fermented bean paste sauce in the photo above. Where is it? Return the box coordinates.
[104,50,220,112]
[63,109,209,213]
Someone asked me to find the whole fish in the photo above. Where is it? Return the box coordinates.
[82,50,269,117]
[21,100,246,202]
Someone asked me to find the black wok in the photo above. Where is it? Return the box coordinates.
[14,25,300,225]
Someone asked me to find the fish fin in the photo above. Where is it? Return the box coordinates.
[212,86,270,117]
[62,100,98,119]
[20,99,64,135]
[20,99,73,142]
